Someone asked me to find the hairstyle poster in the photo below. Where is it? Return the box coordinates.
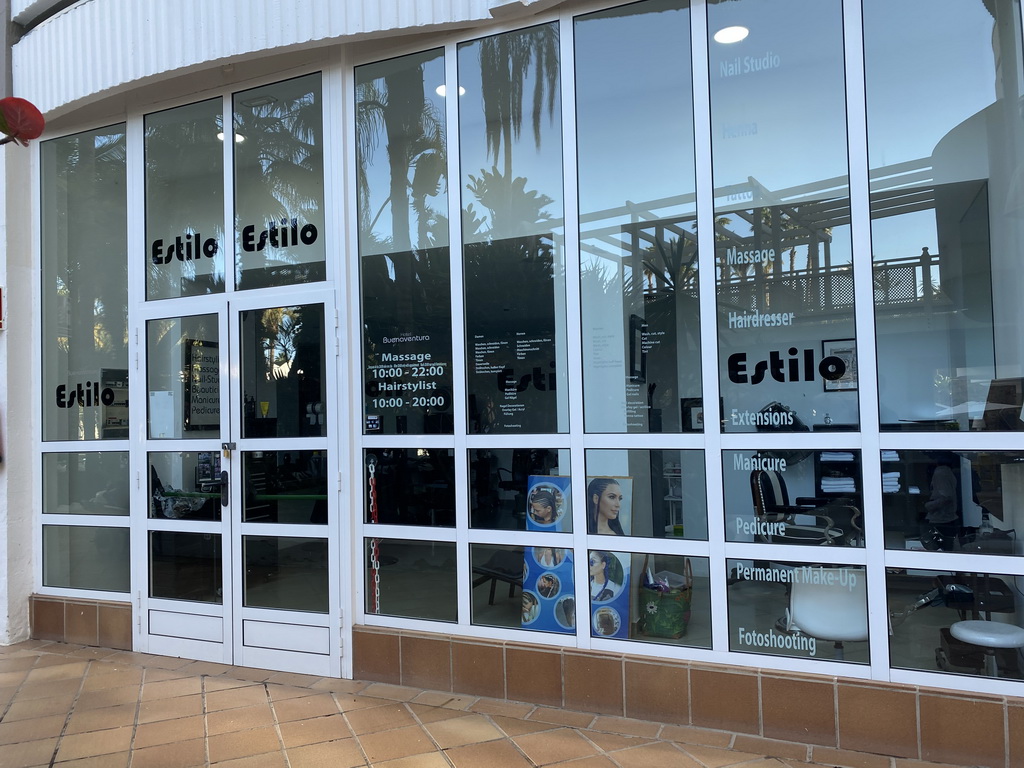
[588,550,630,639]
[521,547,575,635]
[585,476,632,536]
[526,475,571,532]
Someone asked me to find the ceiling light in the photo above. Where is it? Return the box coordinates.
[435,84,466,97]
[714,25,749,44]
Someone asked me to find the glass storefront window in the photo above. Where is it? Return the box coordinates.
[883,450,1024,555]
[725,449,864,547]
[865,0,1024,432]
[243,536,328,613]
[585,450,707,539]
[43,452,129,516]
[146,314,220,440]
[709,0,858,433]
[576,0,701,434]
[469,448,569,531]
[356,50,455,436]
[148,452,222,521]
[242,451,328,524]
[472,543,575,633]
[43,525,130,592]
[888,567,1024,680]
[365,538,457,622]
[149,531,222,604]
[364,448,455,527]
[589,551,710,648]
[459,24,569,434]
[41,125,128,442]
[728,559,868,663]
[240,304,326,439]
[234,74,325,290]
[145,99,225,299]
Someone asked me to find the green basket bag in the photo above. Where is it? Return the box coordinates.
[637,556,693,639]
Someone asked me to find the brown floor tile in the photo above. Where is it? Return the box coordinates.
[837,685,917,759]
[3,692,79,721]
[75,685,140,709]
[176,660,234,677]
[445,739,534,767]
[679,743,762,767]
[411,691,475,710]
[265,671,323,688]
[210,753,289,768]
[590,715,662,738]
[79,667,143,691]
[491,714,559,738]
[730,736,810,762]
[220,666,278,683]
[64,702,137,734]
[359,682,422,701]
[273,691,341,722]
[0,713,68,745]
[25,660,89,683]
[55,753,131,768]
[55,726,133,762]
[285,738,367,768]
[1,737,58,768]
[206,684,272,711]
[375,753,453,768]
[207,675,265,691]
[407,702,470,725]
[267,684,318,702]
[553,757,620,767]
[133,713,206,749]
[810,746,893,768]
[208,726,282,763]
[423,713,504,748]
[581,731,655,752]
[611,741,703,768]
[514,727,601,764]
[137,692,204,723]
[529,707,597,728]
[128,738,207,768]
[206,702,277,735]
[0,669,30,687]
[358,724,435,763]
[140,675,203,700]
[919,693,1003,768]
[310,677,368,695]
[469,698,536,719]
[15,677,83,701]
[345,701,418,734]
[278,713,353,747]
[658,724,734,748]
[0,655,43,673]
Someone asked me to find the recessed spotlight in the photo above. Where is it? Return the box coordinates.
[714,25,749,44]
[435,84,466,97]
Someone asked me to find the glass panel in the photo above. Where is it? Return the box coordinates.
[43,525,130,592]
[585,450,707,539]
[146,314,220,440]
[471,543,575,633]
[243,450,328,524]
[865,0,1024,432]
[728,559,868,663]
[145,99,225,299]
[883,450,1024,555]
[240,304,326,439]
[356,51,454,436]
[588,551,710,648]
[235,74,326,290]
[459,24,568,434]
[243,536,328,613]
[576,0,700,434]
[888,568,1024,680]
[469,449,569,530]
[725,449,864,547]
[364,449,455,527]
[365,538,457,622]
[41,125,128,442]
[42,452,129,516]
[148,452,221,521]
[709,0,858,433]
[149,531,222,603]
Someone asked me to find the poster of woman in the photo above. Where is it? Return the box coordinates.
[520,546,575,634]
[588,550,630,639]
[586,476,632,535]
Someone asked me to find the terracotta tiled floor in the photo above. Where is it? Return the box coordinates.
[0,640,968,768]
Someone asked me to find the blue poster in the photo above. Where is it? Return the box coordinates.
[521,547,575,634]
[589,550,631,639]
[525,475,571,532]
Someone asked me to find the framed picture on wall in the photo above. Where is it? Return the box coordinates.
[822,338,858,392]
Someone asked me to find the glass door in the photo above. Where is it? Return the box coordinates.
[139,289,339,675]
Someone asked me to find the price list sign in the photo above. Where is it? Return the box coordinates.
[364,333,453,433]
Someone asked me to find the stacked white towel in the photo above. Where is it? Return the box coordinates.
[883,471,901,493]
[820,451,855,462]
[881,450,900,462]
[821,475,857,493]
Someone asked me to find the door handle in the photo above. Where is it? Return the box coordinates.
[220,470,229,507]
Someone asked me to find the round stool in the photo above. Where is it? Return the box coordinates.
[950,620,1024,677]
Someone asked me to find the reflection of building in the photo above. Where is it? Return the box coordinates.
[8,0,1024,765]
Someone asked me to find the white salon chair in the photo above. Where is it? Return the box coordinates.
[950,620,1024,677]
[784,567,868,660]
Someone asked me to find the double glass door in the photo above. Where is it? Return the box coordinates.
[138,289,340,675]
